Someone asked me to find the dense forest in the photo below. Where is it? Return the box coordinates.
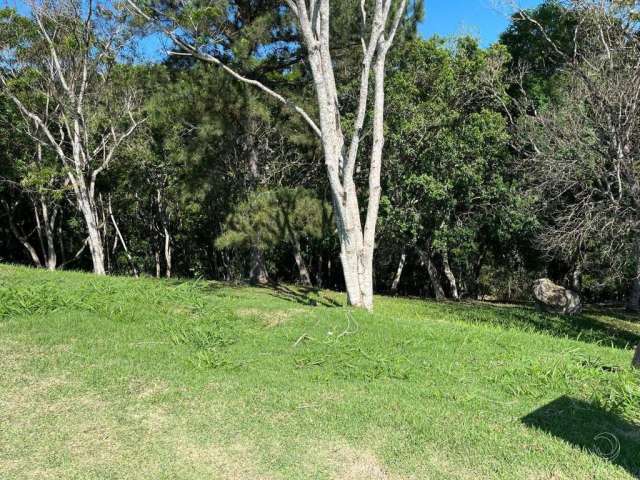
[1,0,639,311]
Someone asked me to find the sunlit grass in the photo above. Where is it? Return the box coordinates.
[1,264,639,479]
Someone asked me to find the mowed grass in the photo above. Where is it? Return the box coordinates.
[1,264,639,479]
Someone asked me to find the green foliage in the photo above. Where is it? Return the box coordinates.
[216,187,329,251]
[379,36,535,295]
[500,1,578,106]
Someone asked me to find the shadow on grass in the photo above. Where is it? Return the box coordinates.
[587,305,640,323]
[444,302,640,350]
[164,278,343,307]
[265,284,343,308]
[522,396,640,478]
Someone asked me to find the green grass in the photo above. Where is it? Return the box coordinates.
[1,264,639,479]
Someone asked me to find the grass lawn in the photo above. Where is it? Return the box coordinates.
[1,264,639,479]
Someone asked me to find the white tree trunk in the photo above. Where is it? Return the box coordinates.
[4,200,43,268]
[390,249,407,293]
[427,259,445,300]
[21,239,43,268]
[75,189,106,275]
[31,145,58,271]
[442,250,459,300]
[108,197,138,277]
[286,0,406,311]
[35,198,58,271]
[571,265,582,292]
[13,230,42,268]
[164,225,172,279]
[42,205,58,271]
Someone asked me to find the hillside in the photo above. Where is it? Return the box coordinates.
[1,264,639,479]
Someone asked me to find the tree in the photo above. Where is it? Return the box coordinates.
[505,0,640,367]
[0,94,66,270]
[127,0,411,310]
[0,2,144,274]
[511,0,640,309]
[379,37,530,300]
[216,188,328,286]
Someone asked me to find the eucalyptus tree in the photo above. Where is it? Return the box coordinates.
[128,0,412,310]
[0,2,144,275]
[0,95,65,270]
[0,142,66,271]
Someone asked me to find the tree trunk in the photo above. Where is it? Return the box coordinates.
[249,247,269,285]
[11,226,42,268]
[418,244,445,300]
[3,201,43,268]
[627,246,640,311]
[76,190,106,275]
[36,198,58,271]
[156,188,172,278]
[426,256,445,300]
[43,207,58,271]
[316,254,324,289]
[442,250,459,300]
[155,250,161,278]
[571,265,582,293]
[570,254,582,293]
[336,222,367,308]
[291,234,312,287]
[290,1,406,311]
[108,197,138,277]
[57,217,66,266]
[390,249,407,294]
[164,226,172,279]
[632,344,640,368]
[244,115,270,285]
[20,238,42,268]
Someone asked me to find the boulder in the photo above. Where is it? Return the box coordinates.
[533,278,582,315]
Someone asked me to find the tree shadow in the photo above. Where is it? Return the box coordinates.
[445,302,640,350]
[587,305,640,323]
[521,396,640,477]
[264,283,343,308]
[163,278,228,293]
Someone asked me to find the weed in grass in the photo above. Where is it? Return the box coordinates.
[166,308,242,370]
[0,282,73,318]
[592,369,640,424]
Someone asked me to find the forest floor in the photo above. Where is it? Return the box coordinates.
[1,264,640,479]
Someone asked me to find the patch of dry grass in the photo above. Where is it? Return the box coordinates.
[236,307,308,327]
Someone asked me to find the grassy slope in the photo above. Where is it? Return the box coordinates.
[1,264,639,479]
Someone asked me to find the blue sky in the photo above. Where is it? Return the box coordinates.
[419,0,542,46]
[7,0,543,56]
